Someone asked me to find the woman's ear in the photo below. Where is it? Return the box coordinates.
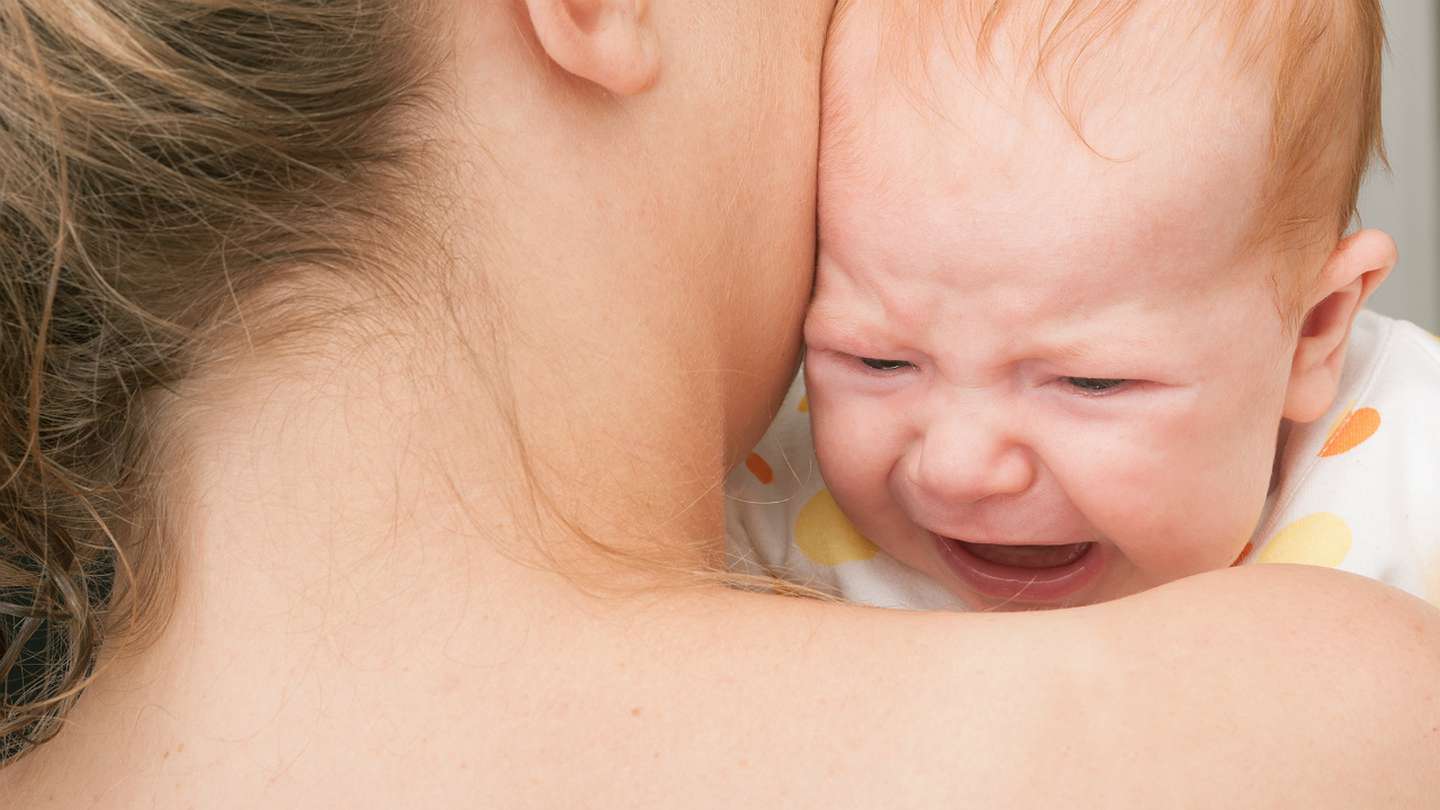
[522,0,659,95]
[1283,228,1396,423]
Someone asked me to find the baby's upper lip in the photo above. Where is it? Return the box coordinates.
[931,530,1094,547]
[910,507,1097,547]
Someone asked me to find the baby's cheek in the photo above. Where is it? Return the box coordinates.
[813,407,890,496]
[1176,394,1285,563]
[1071,421,1258,578]
[811,402,909,530]
[1163,487,1264,574]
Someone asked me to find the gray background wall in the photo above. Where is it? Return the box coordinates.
[1361,0,1438,330]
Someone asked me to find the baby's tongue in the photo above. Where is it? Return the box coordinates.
[961,541,1090,569]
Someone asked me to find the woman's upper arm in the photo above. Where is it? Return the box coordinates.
[576,564,1440,808]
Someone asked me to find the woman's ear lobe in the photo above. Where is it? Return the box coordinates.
[1283,228,1396,423]
[522,0,659,95]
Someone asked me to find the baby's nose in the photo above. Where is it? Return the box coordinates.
[905,412,1035,504]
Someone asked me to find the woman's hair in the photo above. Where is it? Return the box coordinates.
[0,0,436,762]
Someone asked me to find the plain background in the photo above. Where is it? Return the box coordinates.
[1361,0,1438,331]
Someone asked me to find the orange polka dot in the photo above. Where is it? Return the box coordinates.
[744,452,774,484]
[1231,542,1254,566]
[1319,406,1380,457]
[797,395,809,413]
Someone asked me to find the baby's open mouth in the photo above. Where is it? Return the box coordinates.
[958,541,1093,569]
[934,536,1104,604]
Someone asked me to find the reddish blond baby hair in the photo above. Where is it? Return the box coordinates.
[829,0,1385,309]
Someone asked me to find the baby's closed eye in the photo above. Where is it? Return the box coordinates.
[859,357,913,372]
[1061,376,1130,394]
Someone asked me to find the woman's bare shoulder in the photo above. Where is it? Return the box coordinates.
[6,562,1437,808]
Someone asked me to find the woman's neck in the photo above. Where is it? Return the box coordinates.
[148,7,767,585]
[3,287,736,793]
[160,262,733,600]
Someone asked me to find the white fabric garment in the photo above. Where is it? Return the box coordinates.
[725,310,1440,609]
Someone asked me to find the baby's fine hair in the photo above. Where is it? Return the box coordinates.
[832,0,1385,294]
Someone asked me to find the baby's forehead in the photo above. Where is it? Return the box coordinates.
[824,1,1274,107]
[820,1,1273,268]
[824,1,1272,157]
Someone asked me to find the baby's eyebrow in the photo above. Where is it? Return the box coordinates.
[1045,340,1100,362]
[807,276,906,334]
[1040,329,1171,364]
[805,307,865,339]
[804,305,896,348]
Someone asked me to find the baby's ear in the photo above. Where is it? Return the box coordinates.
[1283,229,1396,423]
[521,0,659,95]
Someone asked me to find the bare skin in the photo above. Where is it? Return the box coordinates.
[4,0,1439,806]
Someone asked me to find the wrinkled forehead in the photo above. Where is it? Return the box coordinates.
[819,0,1275,283]
[822,0,1277,123]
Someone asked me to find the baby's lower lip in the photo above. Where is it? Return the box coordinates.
[933,535,1103,605]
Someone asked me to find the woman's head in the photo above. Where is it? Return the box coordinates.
[0,0,437,759]
[445,0,819,455]
[1,0,822,762]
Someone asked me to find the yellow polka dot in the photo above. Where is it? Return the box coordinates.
[794,490,878,565]
[797,395,809,413]
[1255,513,1352,568]
[1318,406,1380,457]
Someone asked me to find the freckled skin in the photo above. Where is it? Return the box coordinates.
[809,3,1306,609]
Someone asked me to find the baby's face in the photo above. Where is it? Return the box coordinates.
[808,8,1302,608]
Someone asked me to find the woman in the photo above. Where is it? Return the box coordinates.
[2,0,1437,805]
